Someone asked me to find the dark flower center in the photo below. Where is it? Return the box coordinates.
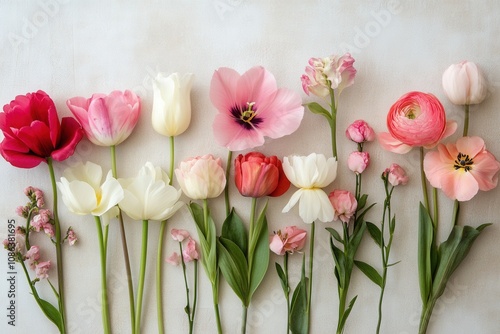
[230,102,263,130]
[454,152,473,172]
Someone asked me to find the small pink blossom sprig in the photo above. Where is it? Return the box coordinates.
[166,229,199,334]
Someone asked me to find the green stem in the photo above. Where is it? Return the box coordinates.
[432,187,439,238]
[419,147,430,212]
[47,158,66,334]
[24,208,36,250]
[110,145,135,332]
[191,260,198,334]
[95,217,111,334]
[329,88,338,159]
[134,220,149,334]
[212,280,223,334]
[284,253,290,334]
[224,150,233,216]
[179,241,193,333]
[306,221,315,333]
[419,296,438,334]
[452,200,460,226]
[463,104,470,137]
[241,305,248,334]
[156,220,167,334]
[168,136,175,183]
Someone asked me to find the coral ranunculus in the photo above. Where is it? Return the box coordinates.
[0,90,83,168]
[67,90,141,146]
[378,91,457,154]
[269,226,307,255]
[210,66,304,151]
[234,152,290,198]
[424,136,500,201]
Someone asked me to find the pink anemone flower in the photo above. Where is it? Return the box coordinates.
[210,67,304,151]
[424,136,500,201]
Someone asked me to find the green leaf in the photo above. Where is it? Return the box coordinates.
[418,203,434,305]
[188,202,206,235]
[366,222,382,248]
[290,254,308,334]
[431,223,491,300]
[248,216,270,301]
[326,227,343,243]
[357,194,368,211]
[305,102,332,122]
[221,209,248,255]
[338,296,358,332]
[389,215,396,234]
[275,263,288,296]
[330,237,345,288]
[249,202,268,256]
[354,260,382,287]
[218,237,249,305]
[38,298,63,331]
[354,203,376,226]
[347,221,366,257]
[387,260,401,267]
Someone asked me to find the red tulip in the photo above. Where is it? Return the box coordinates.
[234,152,290,198]
[0,90,83,168]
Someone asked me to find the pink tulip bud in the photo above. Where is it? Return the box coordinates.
[442,61,487,105]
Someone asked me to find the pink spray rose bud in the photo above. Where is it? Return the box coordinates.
[166,252,181,266]
[171,229,190,242]
[329,190,357,223]
[347,151,370,174]
[383,163,409,186]
[182,238,199,263]
[345,120,375,143]
[442,61,487,105]
[269,226,307,256]
[35,261,51,279]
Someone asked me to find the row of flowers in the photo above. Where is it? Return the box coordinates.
[1,55,498,334]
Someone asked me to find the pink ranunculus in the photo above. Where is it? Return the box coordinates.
[424,136,500,201]
[210,66,304,151]
[67,90,141,146]
[0,91,84,168]
[347,151,370,174]
[175,154,226,200]
[269,226,307,256]
[182,238,199,263]
[166,252,181,266]
[345,120,376,143]
[383,163,409,186]
[35,261,51,279]
[301,53,356,97]
[442,61,487,105]
[234,152,290,198]
[25,245,40,270]
[329,190,357,223]
[378,91,457,154]
[171,228,190,242]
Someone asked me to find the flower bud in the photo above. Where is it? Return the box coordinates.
[345,120,375,143]
[442,61,487,105]
[347,151,370,174]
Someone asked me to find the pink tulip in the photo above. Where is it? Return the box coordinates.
[182,238,199,263]
[166,252,181,266]
[383,163,409,186]
[235,152,290,198]
[35,261,51,279]
[345,120,375,143]
[171,228,190,242]
[347,151,370,174]
[442,61,487,105]
[378,91,457,154]
[329,190,357,223]
[424,136,500,201]
[67,90,141,146]
[210,66,304,151]
[269,226,307,255]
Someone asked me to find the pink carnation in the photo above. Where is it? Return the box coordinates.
[347,151,370,174]
[383,163,409,186]
[345,120,375,144]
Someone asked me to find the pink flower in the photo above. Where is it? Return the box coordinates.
[383,163,409,186]
[67,228,77,246]
[345,120,375,143]
[210,67,304,151]
[67,90,141,146]
[424,136,500,201]
[234,152,290,198]
[378,92,457,154]
[35,261,51,279]
[25,245,40,270]
[0,91,84,168]
[31,209,52,232]
[442,61,487,105]
[182,238,199,263]
[329,190,357,223]
[347,151,370,174]
[269,226,307,256]
[301,53,356,97]
[166,252,181,266]
[171,229,190,242]
[15,205,28,218]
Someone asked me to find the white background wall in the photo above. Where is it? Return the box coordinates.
[1,1,499,333]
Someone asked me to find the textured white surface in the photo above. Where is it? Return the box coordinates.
[1,1,500,333]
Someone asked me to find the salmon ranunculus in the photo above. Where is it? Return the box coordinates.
[234,152,290,198]
[378,91,457,154]
[424,136,500,201]
[0,90,83,168]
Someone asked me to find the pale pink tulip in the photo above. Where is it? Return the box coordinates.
[210,67,304,151]
[269,226,307,256]
[424,136,500,201]
[442,61,487,105]
[171,229,190,242]
[67,90,140,146]
[345,120,375,143]
[329,190,357,223]
[347,151,370,174]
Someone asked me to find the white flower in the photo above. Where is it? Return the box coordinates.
[152,72,194,137]
[57,162,124,223]
[282,153,337,223]
[119,162,183,221]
